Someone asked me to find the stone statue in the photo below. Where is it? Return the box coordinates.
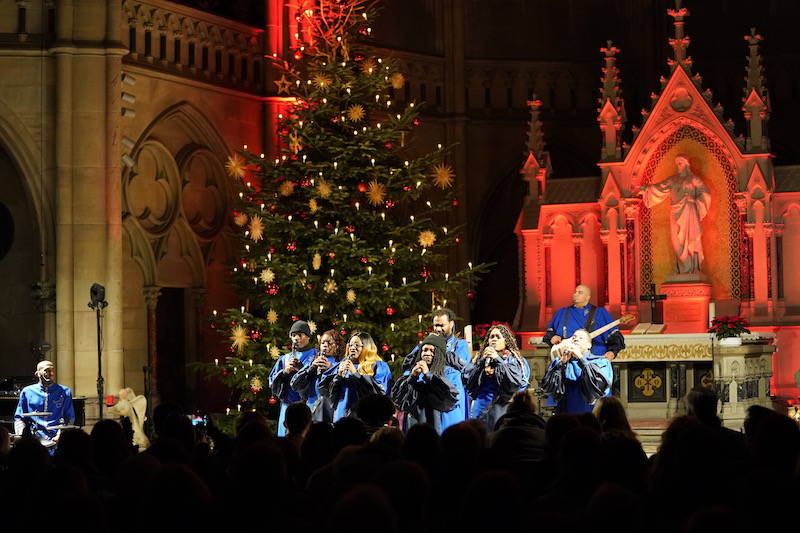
[639,155,712,274]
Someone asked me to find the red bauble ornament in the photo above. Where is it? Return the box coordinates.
[328,251,336,258]
[305,283,313,290]
[420,267,431,279]
[384,142,394,149]
[412,118,421,126]
[293,50,303,60]
[388,258,395,265]
[291,315,299,321]
[384,199,396,209]
[382,344,390,352]
[250,388,258,394]
[286,241,298,252]
[402,186,411,191]
[340,329,347,336]
[455,237,461,244]
[221,370,229,376]
[344,224,356,233]
[386,307,395,316]
[466,290,476,299]
[452,200,459,206]
[268,396,277,405]
[299,177,312,188]
[417,332,424,338]
[269,247,276,253]
[357,182,368,192]
[361,257,368,264]
[354,54,364,62]
[354,308,363,315]
[266,282,279,295]
[331,116,340,123]
[249,329,262,341]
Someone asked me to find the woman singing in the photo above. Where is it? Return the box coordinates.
[462,324,530,430]
[319,332,392,422]
[290,329,345,423]
[391,334,461,433]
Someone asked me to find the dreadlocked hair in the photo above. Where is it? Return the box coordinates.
[415,342,446,376]
[319,329,345,361]
[479,324,522,363]
[350,332,381,376]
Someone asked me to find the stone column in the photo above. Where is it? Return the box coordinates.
[143,286,161,401]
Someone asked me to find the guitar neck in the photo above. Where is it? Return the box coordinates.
[588,319,621,340]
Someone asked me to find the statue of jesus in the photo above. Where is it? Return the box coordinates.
[639,155,711,274]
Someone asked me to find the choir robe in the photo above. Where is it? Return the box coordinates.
[402,338,470,427]
[462,354,530,430]
[544,303,623,356]
[289,354,339,423]
[318,359,392,422]
[540,352,612,414]
[391,365,461,433]
[268,346,317,436]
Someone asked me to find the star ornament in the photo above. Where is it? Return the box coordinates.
[250,376,263,392]
[431,163,455,189]
[418,230,437,248]
[267,309,278,324]
[225,154,246,179]
[316,180,332,199]
[324,279,338,294]
[249,215,265,242]
[346,289,357,303]
[270,346,280,360]
[307,320,317,335]
[361,59,377,75]
[313,74,332,88]
[234,212,249,227]
[390,72,405,89]
[279,180,295,197]
[288,134,302,153]
[347,104,366,122]
[260,268,275,283]
[312,253,322,270]
[230,325,249,353]
[309,198,319,213]
[274,74,292,95]
[367,180,386,206]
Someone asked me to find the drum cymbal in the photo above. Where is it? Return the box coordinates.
[46,424,79,430]
[19,411,52,417]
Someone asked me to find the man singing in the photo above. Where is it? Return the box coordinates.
[543,284,624,361]
[14,360,75,444]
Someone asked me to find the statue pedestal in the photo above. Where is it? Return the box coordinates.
[662,274,711,333]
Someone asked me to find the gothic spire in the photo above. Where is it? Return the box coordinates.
[525,97,545,161]
[598,41,625,162]
[667,0,692,73]
[742,27,770,152]
[521,97,548,201]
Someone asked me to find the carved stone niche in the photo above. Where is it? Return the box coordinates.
[670,86,693,112]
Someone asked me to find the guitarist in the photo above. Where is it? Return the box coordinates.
[543,284,625,362]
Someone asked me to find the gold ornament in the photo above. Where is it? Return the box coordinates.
[267,309,278,324]
[312,253,322,270]
[324,279,337,294]
[274,74,292,95]
[431,163,455,189]
[418,230,437,248]
[249,215,264,242]
[225,154,246,179]
[260,268,275,283]
[367,180,386,206]
[307,320,317,335]
[361,59,377,75]
[230,326,249,353]
[250,376,263,392]
[316,180,332,199]
[270,346,280,360]
[347,104,366,122]
[279,181,295,197]
[309,198,319,213]
[346,289,357,303]
[313,74,332,87]
[234,212,249,227]
[288,134,302,153]
[390,72,405,89]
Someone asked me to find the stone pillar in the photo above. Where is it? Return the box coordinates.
[32,280,56,359]
[572,232,583,287]
[143,286,161,401]
[542,234,554,319]
[601,229,622,315]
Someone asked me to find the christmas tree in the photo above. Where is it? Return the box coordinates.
[203,0,487,411]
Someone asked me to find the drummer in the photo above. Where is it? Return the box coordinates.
[14,360,75,445]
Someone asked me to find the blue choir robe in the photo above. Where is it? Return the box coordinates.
[14,383,75,441]
[545,304,622,357]
[289,354,338,423]
[268,346,317,436]
[318,360,392,422]
[402,336,470,427]
[391,366,461,433]
[462,354,529,431]
[541,353,613,414]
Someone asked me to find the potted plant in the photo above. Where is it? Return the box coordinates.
[708,315,751,346]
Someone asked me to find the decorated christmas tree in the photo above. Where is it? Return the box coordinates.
[203,0,487,411]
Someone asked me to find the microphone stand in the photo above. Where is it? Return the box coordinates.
[88,297,108,420]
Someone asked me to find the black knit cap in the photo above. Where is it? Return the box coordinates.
[289,320,312,338]
[421,334,447,354]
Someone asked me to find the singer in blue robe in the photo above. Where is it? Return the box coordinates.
[541,329,613,414]
[392,334,460,433]
[269,320,317,436]
[14,361,75,448]
[290,329,343,422]
[318,332,392,422]
[463,324,529,430]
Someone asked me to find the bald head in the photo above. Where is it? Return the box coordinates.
[36,360,55,385]
[572,285,592,307]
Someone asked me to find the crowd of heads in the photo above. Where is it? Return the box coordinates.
[1,385,797,533]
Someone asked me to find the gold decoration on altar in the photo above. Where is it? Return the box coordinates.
[267,309,278,324]
[316,180,332,199]
[347,104,366,122]
[418,230,436,248]
[249,215,264,241]
[367,180,386,206]
[615,343,712,361]
[390,72,405,89]
[312,253,322,270]
[260,268,275,283]
[230,326,249,353]
[225,154,246,179]
[633,368,663,397]
[234,212,249,227]
[431,163,455,189]
[279,180,295,197]
[274,74,292,95]
[346,289,357,303]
